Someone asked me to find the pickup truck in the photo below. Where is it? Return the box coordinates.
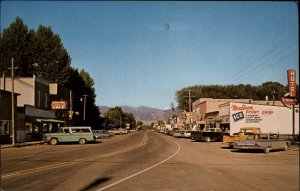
[223,127,261,148]
[191,130,229,142]
[233,133,290,153]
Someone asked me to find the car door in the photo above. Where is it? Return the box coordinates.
[61,128,73,142]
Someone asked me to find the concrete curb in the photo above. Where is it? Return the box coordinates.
[1,141,45,149]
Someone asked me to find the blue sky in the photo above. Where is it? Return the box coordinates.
[1,1,298,109]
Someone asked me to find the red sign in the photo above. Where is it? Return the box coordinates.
[287,69,297,97]
[51,101,67,110]
[281,97,298,105]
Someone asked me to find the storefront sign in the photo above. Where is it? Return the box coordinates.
[51,101,67,110]
[49,83,58,95]
[287,69,297,97]
[281,97,298,105]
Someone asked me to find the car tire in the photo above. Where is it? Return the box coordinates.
[79,138,86,144]
[264,148,270,153]
[50,138,58,145]
[283,143,288,151]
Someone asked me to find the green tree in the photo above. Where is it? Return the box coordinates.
[0,17,35,76]
[175,82,289,110]
[104,107,137,129]
[33,25,71,85]
[65,68,101,128]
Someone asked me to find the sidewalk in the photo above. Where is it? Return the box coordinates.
[1,141,44,149]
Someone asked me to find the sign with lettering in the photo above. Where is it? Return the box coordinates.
[287,69,297,97]
[51,101,67,110]
[229,102,299,136]
[232,111,244,122]
[281,97,298,105]
[49,83,58,95]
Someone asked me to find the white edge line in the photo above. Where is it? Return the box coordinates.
[96,135,181,191]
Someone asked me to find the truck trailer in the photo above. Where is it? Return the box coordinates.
[219,102,299,140]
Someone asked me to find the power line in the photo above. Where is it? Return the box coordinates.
[224,31,297,84]
[236,49,297,83]
[219,18,291,83]
[230,36,297,83]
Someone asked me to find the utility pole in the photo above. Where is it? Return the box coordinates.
[120,114,122,129]
[184,89,195,112]
[8,58,18,147]
[271,90,276,106]
[184,89,195,129]
[69,90,73,125]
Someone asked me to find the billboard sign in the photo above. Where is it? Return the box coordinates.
[287,69,297,97]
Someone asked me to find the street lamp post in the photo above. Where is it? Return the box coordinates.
[81,95,87,125]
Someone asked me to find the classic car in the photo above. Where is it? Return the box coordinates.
[43,126,95,145]
[183,130,192,139]
[173,131,184,138]
[92,130,111,139]
[233,133,290,153]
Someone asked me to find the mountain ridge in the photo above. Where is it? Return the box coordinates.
[99,105,174,125]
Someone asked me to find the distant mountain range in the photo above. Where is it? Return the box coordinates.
[99,105,177,125]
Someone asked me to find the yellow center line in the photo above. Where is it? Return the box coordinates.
[3,132,134,161]
[2,132,148,180]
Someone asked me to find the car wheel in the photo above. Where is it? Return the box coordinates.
[79,138,86,144]
[50,138,58,145]
[283,144,288,151]
[204,137,211,142]
[264,148,270,153]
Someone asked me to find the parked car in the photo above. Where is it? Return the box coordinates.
[233,133,290,153]
[93,130,111,139]
[173,131,184,138]
[43,126,95,145]
[183,131,192,138]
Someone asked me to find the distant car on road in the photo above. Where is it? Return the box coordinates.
[233,133,290,153]
[173,131,184,138]
[183,131,192,138]
[43,126,95,145]
[93,130,111,139]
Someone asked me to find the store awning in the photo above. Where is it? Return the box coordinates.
[36,119,65,123]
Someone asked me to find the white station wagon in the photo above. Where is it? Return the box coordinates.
[43,126,95,145]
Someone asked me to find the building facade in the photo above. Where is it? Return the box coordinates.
[0,75,65,142]
[0,90,18,144]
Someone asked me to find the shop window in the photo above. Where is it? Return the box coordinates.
[25,123,33,134]
[36,91,41,107]
[34,124,39,133]
[44,93,48,108]
[0,120,10,135]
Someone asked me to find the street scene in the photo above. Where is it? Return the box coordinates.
[0,1,299,191]
[1,131,299,191]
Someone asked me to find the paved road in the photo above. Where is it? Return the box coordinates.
[1,130,299,191]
